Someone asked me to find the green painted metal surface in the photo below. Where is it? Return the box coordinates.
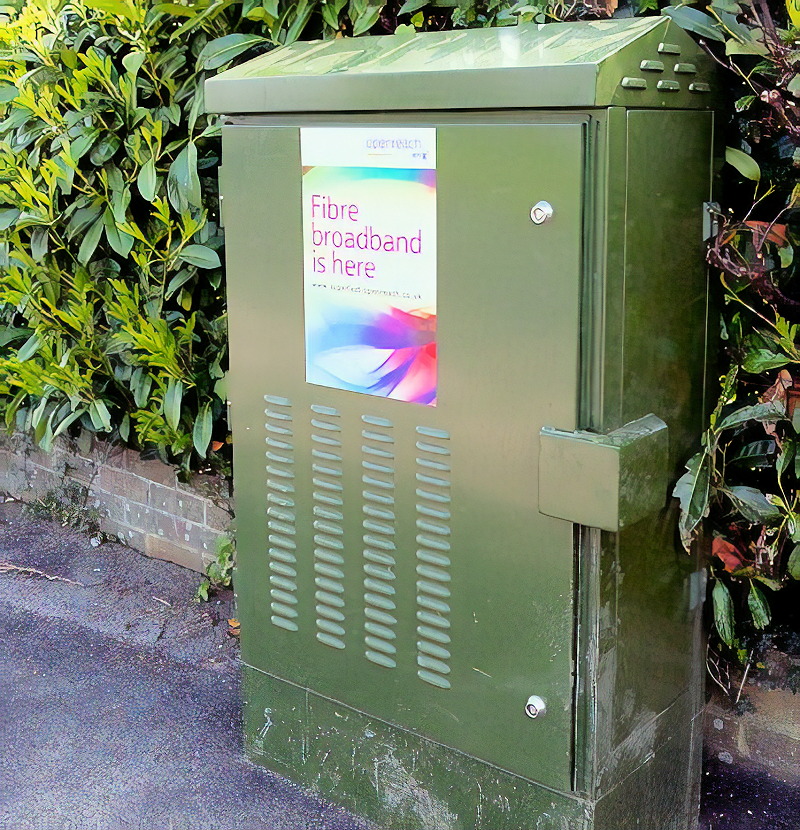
[214,18,715,830]
[539,413,669,532]
[223,117,586,790]
[206,17,717,113]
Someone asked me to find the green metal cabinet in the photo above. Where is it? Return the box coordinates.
[208,16,715,830]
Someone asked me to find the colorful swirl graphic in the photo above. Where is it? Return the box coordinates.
[306,306,437,406]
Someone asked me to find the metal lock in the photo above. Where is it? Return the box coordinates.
[525,695,547,719]
[529,201,554,225]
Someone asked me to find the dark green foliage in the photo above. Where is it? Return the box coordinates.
[673,1,800,658]
[0,1,242,474]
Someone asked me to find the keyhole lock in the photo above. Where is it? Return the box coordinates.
[530,201,554,225]
[525,695,547,719]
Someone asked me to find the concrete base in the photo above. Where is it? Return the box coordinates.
[242,666,701,830]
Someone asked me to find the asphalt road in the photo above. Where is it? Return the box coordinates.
[0,501,797,830]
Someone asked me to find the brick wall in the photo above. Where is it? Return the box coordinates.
[704,650,800,783]
[0,432,232,574]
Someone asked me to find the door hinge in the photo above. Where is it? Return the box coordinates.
[703,201,720,242]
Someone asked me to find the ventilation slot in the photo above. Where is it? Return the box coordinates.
[361,415,398,669]
[415,425,452,689]
[311,404,346,650]
[264,395,298,632]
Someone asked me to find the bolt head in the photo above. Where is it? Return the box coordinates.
[525,695,547,719]
[530,201,554,225]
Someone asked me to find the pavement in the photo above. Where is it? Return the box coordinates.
[0,500,797,830]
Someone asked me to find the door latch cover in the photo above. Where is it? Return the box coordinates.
[538,414,669,532]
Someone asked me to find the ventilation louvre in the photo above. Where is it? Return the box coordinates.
[415,426,452,690]
[311,404,346,650]
[361,416,398,669]
[264,395,298,632]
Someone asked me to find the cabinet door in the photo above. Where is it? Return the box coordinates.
[224,118,585,790]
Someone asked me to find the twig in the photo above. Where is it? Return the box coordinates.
[0,562,84,586]
[735,651,754,704]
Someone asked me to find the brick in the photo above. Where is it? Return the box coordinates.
[0,449,14,475]
[148,482,205,524]
[145,534,204,572]
[744,722,800,782]
[179,472,230,501]
[64,455,98,485]
[93,492,134,525]
[204,501,233,532]
[143,510,217,552]
[101,520,147,552]
[704,685,800,783]
[115,502,153,532]
[26,448,60,472]
[126,453,176,486]
[25,468,63,498]
[98,441,127,469]
[95,466,149,505]
[0,464,29,499]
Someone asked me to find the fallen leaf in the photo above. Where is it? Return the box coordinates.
[745,221,790,247]
[712,537,746,573]
[761,369,793,404]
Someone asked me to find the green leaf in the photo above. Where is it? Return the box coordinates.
[119,413,131,443]
[164,378,184,430]
[727,485,783,524]
[70,129,99,161]
[167,142,201,212]
[66,203,103,241]
[729,439,776,468]
[165,268,194,299]
[179,244,220,269]
[777,438,796,482]
[197,34,268,71]
[397,0,427,14]
[788,544,800,580]
[137,157,158,202]
[725,38,768,57]
[16,333,41,362]
[717,401,785,431]
[193,402,213,458]
[78,215,105,265]
[753,574,782,592]
[713,580,735,647]
[351,1,384,36]
[150,2,198,17]
[0,326,31,348]
[130,367,152,408]
[111,185,131,225]
[88,399,112,432]
[662,6,725,41]
[122,51,146,75]
[0,83,19,104]
[103,208,134,258]
[83,0,138,21]
[673,452,712,549]
[747,581,771,630]
[741,348,789,373]
[725,146,761,182]
[53,409,85,439]
[90,134,121,166]
[30,227,49,262]
[0,208,20,231]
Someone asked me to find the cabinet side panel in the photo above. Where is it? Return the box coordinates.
[595,110,712,823]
